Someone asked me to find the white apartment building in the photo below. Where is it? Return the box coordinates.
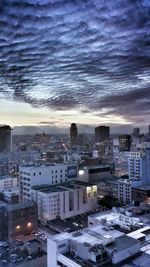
[128,148,150,185]
[118,179,132,205]
[128,151,143,181]
[31,181,97,222]
[0,176,18,192]
[47,225,140,267]
[19,163,78,202]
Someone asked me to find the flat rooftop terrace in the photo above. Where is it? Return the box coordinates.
[32,181,94,194]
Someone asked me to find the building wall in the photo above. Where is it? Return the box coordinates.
[118,180,132,204]
[95,126,110,142]
[0,177,18,192]
[32,185,97,222]
[47,239,58,267]
[111,243,140,264]
[19,164,77,202]
[128,148,150,185]
[59,186,97,220]
[6,202,38,240]
[128,152,142,181]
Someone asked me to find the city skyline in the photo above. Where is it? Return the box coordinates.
[0,0,150,130]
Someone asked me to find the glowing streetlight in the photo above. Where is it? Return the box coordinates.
[27,222,32,227]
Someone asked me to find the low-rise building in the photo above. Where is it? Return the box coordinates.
[79,164,113,183]
[19,163,78,202]
[88,209,142,233]
[31,181,97,222]
[0,201,38,240]
[47,224,140,267]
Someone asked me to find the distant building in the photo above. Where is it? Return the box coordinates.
[133,128,140,137]
[118,179,132,205]
[119,135,132,152]
[0,125,12,152]
[128,148,150,184]
[128,151,142,182]
[95,126,110,142]
[19,163,78,202]
[0,176,18,192]
[31,181,97,222]
[0,201,38,240]
[70,123,78,147]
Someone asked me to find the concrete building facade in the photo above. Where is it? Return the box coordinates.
[0,125,12,153]
[0,176,18,192]
[31,181,97,222]
[19,163,78,202]
[95,126,110,142]
[118,179,132,205]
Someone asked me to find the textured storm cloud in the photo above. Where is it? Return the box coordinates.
[0,0,150,124]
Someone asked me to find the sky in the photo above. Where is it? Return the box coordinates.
[0,0,150,134]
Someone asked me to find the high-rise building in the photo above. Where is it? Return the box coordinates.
[70,123,78,147]
[128,151,142,182]
[119,135,132,152]
[95,126,110,142]
[128,148,150,185]
[133,128,140,137]
[0,125,12,152]
[148,125,150,136]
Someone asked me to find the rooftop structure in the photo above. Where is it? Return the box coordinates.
[88,209,143,233]
[47,224,140,267]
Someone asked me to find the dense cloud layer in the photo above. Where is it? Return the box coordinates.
[0,0,150,124]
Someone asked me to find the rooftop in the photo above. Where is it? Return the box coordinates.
[132,184,150,191]
[106,235,139,252]
[86,164,112,170]
[20,163,76,168]
[32,181,95,194]
[6,201,36,211]
[51,225,124,246]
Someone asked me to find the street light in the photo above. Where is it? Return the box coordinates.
[27,222,32,227]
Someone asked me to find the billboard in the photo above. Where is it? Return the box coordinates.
[67,166,77,179]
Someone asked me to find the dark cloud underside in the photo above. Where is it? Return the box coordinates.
[0,0,150,123]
